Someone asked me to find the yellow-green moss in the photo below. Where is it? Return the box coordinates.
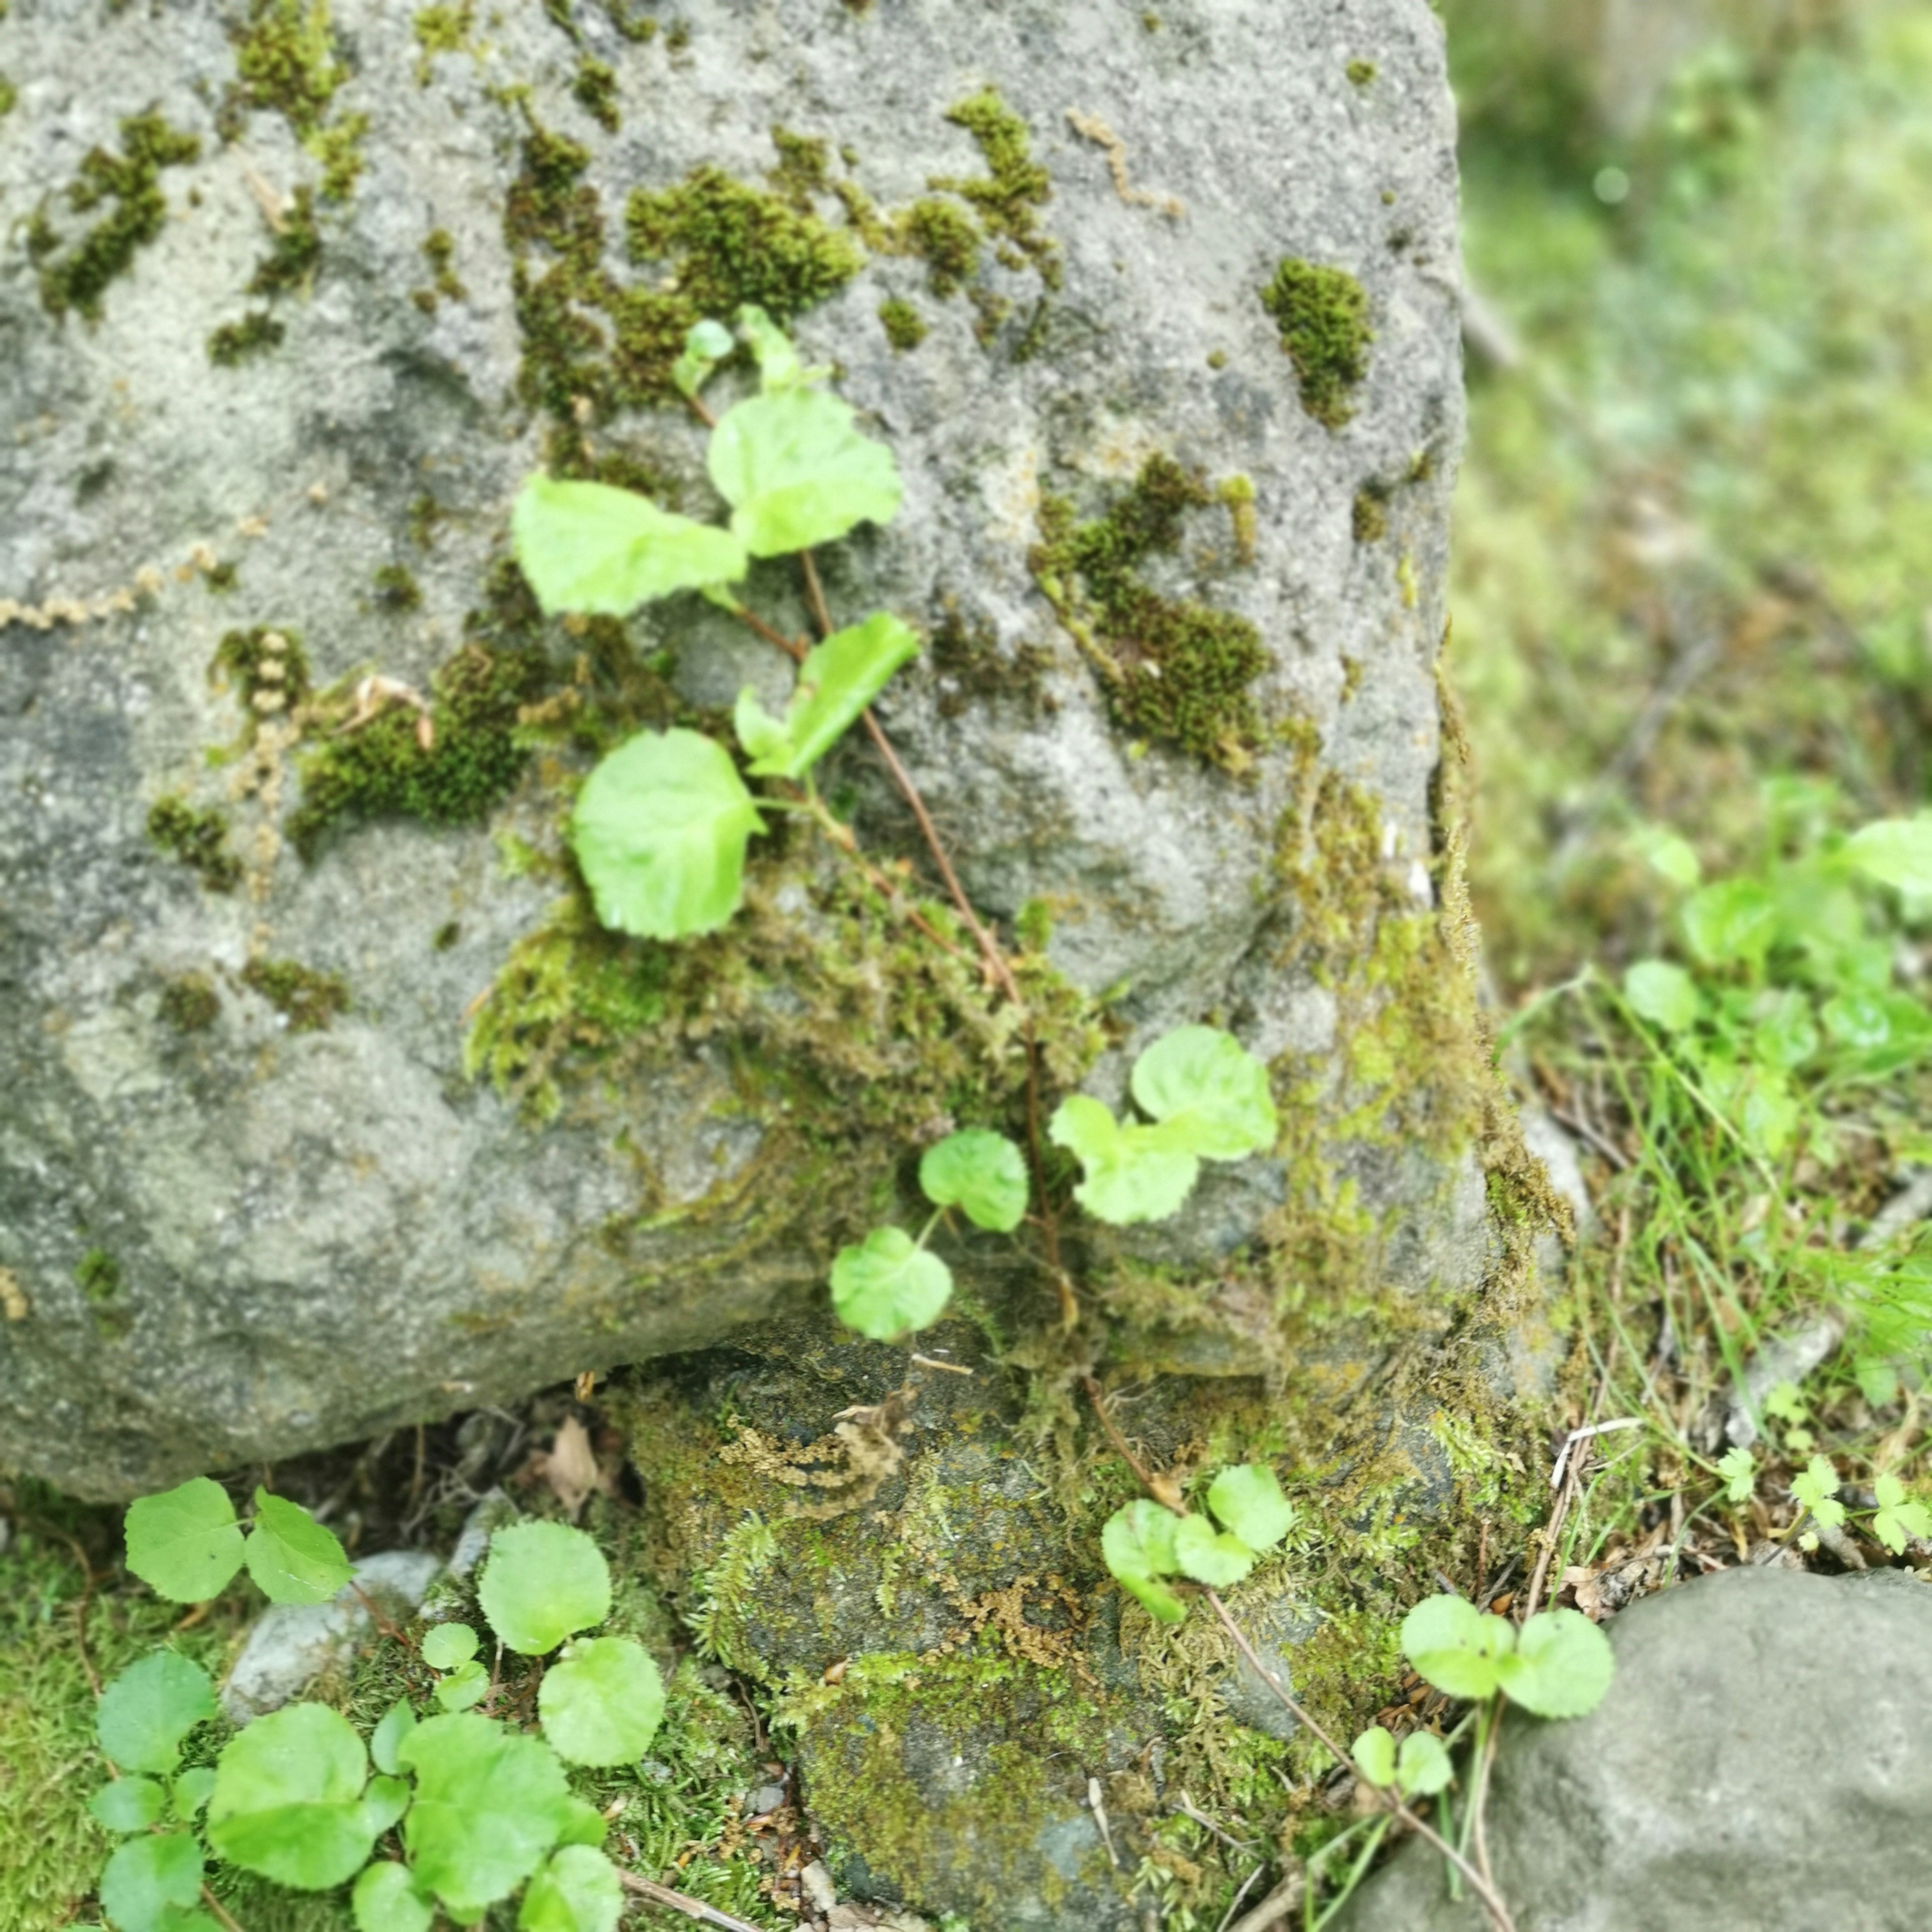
[901,196,980,296]
[246,184,321,295]
[207,310,284,365]
[1352,484,1390,542]
[157,971,221,1033]
[370,562,422,611]
[877,296,928,351]
[1030,454,1267,768]
[0,75,17,118]
[411,225,467,312]
[571,55,619,131]
[934,88,1061,290]
[209,624,313,743]
[1260,259,1373,430]
[767,125,833,210]
[222,1,366,200]
[33,111,200,320]
[239,957,349,1031]
[412,1,471,73]
[74,1248,121,1304]
[1346,59,1378,87]
[146,796,242,893]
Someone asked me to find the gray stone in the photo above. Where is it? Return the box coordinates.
[0,0,1499,1499]
[220,1547,441,1723]
[1333,1566,1932,1932]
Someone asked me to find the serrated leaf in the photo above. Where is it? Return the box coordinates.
[540,1637,666,1766]
[97,1652,217,1776]
[1715,1446,1756,1504]
[99,1831,202,1932]
[919,1129,1029,1233]
[398,1713,575,1918]
[1205,1465,1296,1553]
[244,1488,353,1605]
[369,1699,419,1777]
[570,728,764,941]
[1496,1608,1615,1719]
[1399,1594,1513,1703]
[1845,816,1932,896]
[1351,1726,1396,1789]
[421,1624,479,1671]
[518,1845,623,1932]
[479,1522,612,1655]
[1873,1478,1932,1554]
[206,1702,376,1890]
[1130,1025,1277,1160]
[1791,1454,1845,1528]
[1623,960,1700,1035]
[1171,1513,1254,1587]
[89,1776,166,1834]
[1397,1730,1454,1798]
[1048,1093,1199,1226]
[125,1478,245,1604]
[353,1861,434,1932]
[511,476,746,615]
[434,1659,490,1713]
[736,611,921,779]
[707,386,901,557]
[829,1225,953,1340]
[172,1766,216,1821]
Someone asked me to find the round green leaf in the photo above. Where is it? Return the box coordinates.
[1397,1730,1454,1798]
[1130,1025,1278,1160]
[707,386,903,557]
[738,612,922,779]
[1399,1593,1512,1703]
[124,1479,244,1604]
[206,1702,375,1890]
[1171,1513,1255,1588]
[1049,1094,1199,1226]
[1496,1608,1615,1720]
[1846,815,1932,896]
[555,1797,609,1849]
[363,1774,411,1836]
[479,1522,611,1655]
[398,1712,575,1918]
[244,1488,352,1605]
[89,1776,167,1834]
[518,1844,622,1932]
[1351,1725,1397,1789]
[353,1861,435,1932]
[1623,960,1700,1035]
[920,1129,1029,1233]
[421,1623,479,1671]
[99,1830,202,1932]
[172,1767,216,1821]
[829,1225,954,1340]
[570,728,764,941]
[539,1637,666,1766]
[97,1651,217,1776]
[1101,1499,1180,1584]
[1681,877,1779,968]
[435,1659,491,1712]
[511,475,747,615]
[369,1699,419,1777]
[1205,1465,1296,1553]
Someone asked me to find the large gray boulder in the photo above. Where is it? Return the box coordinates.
[1336,1566,1932,1932]
[1,0,1513,1500]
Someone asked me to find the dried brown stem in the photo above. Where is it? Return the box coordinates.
[616,1870,766,1932]
[200,1886,248,1932]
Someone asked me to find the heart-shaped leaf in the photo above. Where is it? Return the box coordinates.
[512,475,747,615]
[421,1624,480,1671]
[1130,1025,1277,1160]
[369,1699,418,1777]
[829,1225,953,1340]
[244,1488,352,1605]
[735,611,921,779]
[539,1637,666,1766]
[97,1651,218,1776]
[1496,1608,1615,1719]
[518,1844,623,1932]
[1205,1465,1296,1553]
[707,386,901,557]
[89,1775,167,1834]
[919,1129,1029,1233]
[479,1521,611,1656]
[1351,1725,1397,1788]
[1171,1513,1254,1587]
[1845,816,1932,896]
[353,1860,435,1932]
[1400,1593,1513,1703]
[207,1702,377,1889]
[99,1830,203,1932]
[125,1478,244,1604]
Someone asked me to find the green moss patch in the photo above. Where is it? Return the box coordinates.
[207,309,285,365]
[1260,259,1373,429]
[247,184,321,294]
[877,296,928,350]
[146,796,242,893]
[1030,454,1267,768]
[572,55,619,132]
[157,972,222,1033]
[239,956,349,1031]
[221,0,367,201]
[934,88,1061,289]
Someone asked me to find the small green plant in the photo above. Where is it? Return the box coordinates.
[1396,1593,1613,1720]
[92,1481,662,1932]
[1099,1463,1297,1624]
[1788,1454,1931,1555]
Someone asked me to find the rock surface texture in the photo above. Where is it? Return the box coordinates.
[1336,1566,1932,1932]
[0,0,1510,1502]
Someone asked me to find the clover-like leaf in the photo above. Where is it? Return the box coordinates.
[707,385,902,557]
[1130,1025,1277,1160]
[1623,959,1700,1035]
[1396,1730,1454,1798]
[479,1522,612,1656]
[1716,1445,1756,1504]
[735,611,921,779]
[1791,1454,1846,1530]
[353,1860,435,1932]
[1351,1725,1397,1789]
[125,1478,245,1604]
[1205,1465,1296,1553]
[421,1623,480,1671]
[519,1844,623,1932]
[244,1488,353,1605]
[90,1775,167,1834]
[829,1225,953,1340]
[1399,1594,1513,1703]
[511,475,747,615]
[398,1713,576,1918]
[369,1699,419,1777]
[99,1830,203,1932]
[1496,1608,1615,1719]
[1871,1474,1932,1555]
[1172,1513,1255,1587]
[540,1637,667,1766]
[919,1129,1029,1233]
[207,1702,376,1890]
[1048,1094,1199,1227]
[1845,816,1932,896]
[570,728,765,941]
[97,1651,218,1776]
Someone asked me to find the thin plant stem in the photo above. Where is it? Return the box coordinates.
[200,1887,248,1932]
[616,1870,766,1932]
